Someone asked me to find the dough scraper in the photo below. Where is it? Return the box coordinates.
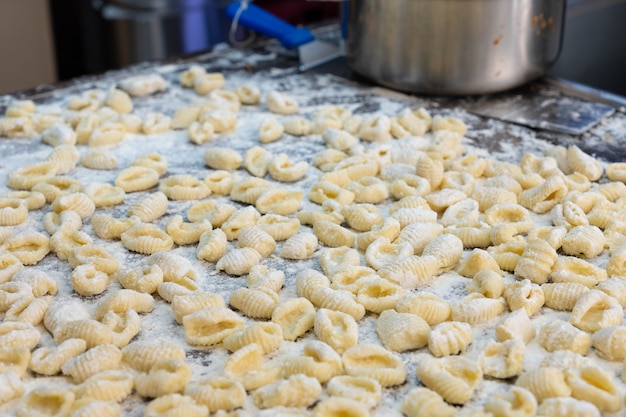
[226,1,343,71]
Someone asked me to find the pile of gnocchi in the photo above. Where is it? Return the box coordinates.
[1,62,626,417]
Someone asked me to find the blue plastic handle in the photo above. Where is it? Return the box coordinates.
[225,1,315,49]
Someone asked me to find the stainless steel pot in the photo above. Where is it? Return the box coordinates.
[345,0,566,95]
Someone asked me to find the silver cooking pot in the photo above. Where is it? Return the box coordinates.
[344,0,566,95]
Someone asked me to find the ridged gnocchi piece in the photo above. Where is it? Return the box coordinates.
[377,255,440,289]
[319,246,360,279]
[314,308,358,353]
[61,344,123,383]
[565,366,622,413]
[495,309,536,344]
[451,293,506,324]
[258,117,284,143]
[309,287,365,321]
[222,343,281,391]
[68,244,119,274]
[271,297,315,341]
[229,286,279,319]
[184,377,246,413]
[552,252,609,286]
[255,188,302,215]
[415,355,482,405]
[308,181,355,206]
[537,397,600,417]
[542,282,590,310]
[567,145,603,181]
[221,206,261,240]
[114,166,160,192]
[0,346,30,376]
[4,294,53,326]
[561,225,605,258]
[131,152,168,176]
[121,223,174,254]
[327,375,381,409]
[282,340,342,383]
[396,292,451,326]
[1,230,50,265]
[159,175,210,201]
[50,229,93,261]
[358,115,391,142]
[356,278,406,314]
[375,309,430,352]
[252,374,321,409]
[135,358,192,398]
[223,322,283,354]
[0,321,40,350]
[204,147,242,171]
[144,393,208,417]
[196,229,227,263]
[171,291,225,324]
[483,386,537,417]
[182,306,244,346]
[0,372,24,405]
[342,343,406,387]
[591,326,626,361]
[515,367,571,402]
[93,289,154,320]
[14,386,75,417]
[401,387,456,417]
[91,214,139,240]
[256,213,301,241]
[72,369,134,403]
[203,170,235,195]
[504,279,545,317]
[569,290,623,332]
[538,320,591,355]
[280,232,317,260]
[520,174,569,212]
[314,221,355,248]
[514,238,558,284]
[165,216,212,246]
[365,237,413,271]
[480,339,525,379]
[466,270,505,299]
[268,153,308,182]
[428,321,472,357]
[216,247,261,276]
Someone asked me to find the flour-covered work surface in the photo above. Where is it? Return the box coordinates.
[2,45,626,417]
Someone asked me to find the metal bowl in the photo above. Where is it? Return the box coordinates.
[345,0,566,95]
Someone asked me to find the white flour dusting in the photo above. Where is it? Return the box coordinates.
[0,45,625,416]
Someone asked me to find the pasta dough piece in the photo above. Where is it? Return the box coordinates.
[244,146,273,178]
[160,175,211,201]
[51,192,95,220]
[282,339,342,383]
[127,191,168,222]
[83,182,125,207]
[0,346,30,376]
[229,286,279,319]
[314,308,358,353]
[14,386,75,417]
[503,279,545,317]
[223,322,282,354]
[166,216,212,246]
[184,377,246,413]
[569,290,623,332]
[171,291,225,324]
[183,306,244,346]
[483,386,537,417]
[135,358,192,398]
[216,247,261,275]
[203,170,235,195]
[235,84,261,104]
[114,166,160,193]
[268,154,308,182]
[515,366,571,402]
[1,230,50,265]
[591,326,626,361]
[415,355,482,404]
[266,91,299,115]
[565,366,622,413]
[119,74,166,96]
[61,344,123,383]
[252,374,321,409]
[247,265,285,292]
[480,339,525,379]
[342,343,406,387]
[258,117,284,143]
[280,232,317,260]
[451,293,506,324]
[537,398,600,417]
[327,375,381,409]
[121,223,174,254]
[255,188,302,215]
[0,372,24,405]
[561,225,605,258]
[91,214,139,240]
[428,321,472,357]
[197,229,227,263]
[395,292,451,326]
[375,309,430,352]
[131,152,168,176]
[144,394,209,417]
[29,338,87,376]
[312,397,369,417]
[495,309,536,344]
[542,282,590,310]
[271,297,315,341]
[401,387,456,417]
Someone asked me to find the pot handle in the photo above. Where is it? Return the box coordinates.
[225,1,315,49]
